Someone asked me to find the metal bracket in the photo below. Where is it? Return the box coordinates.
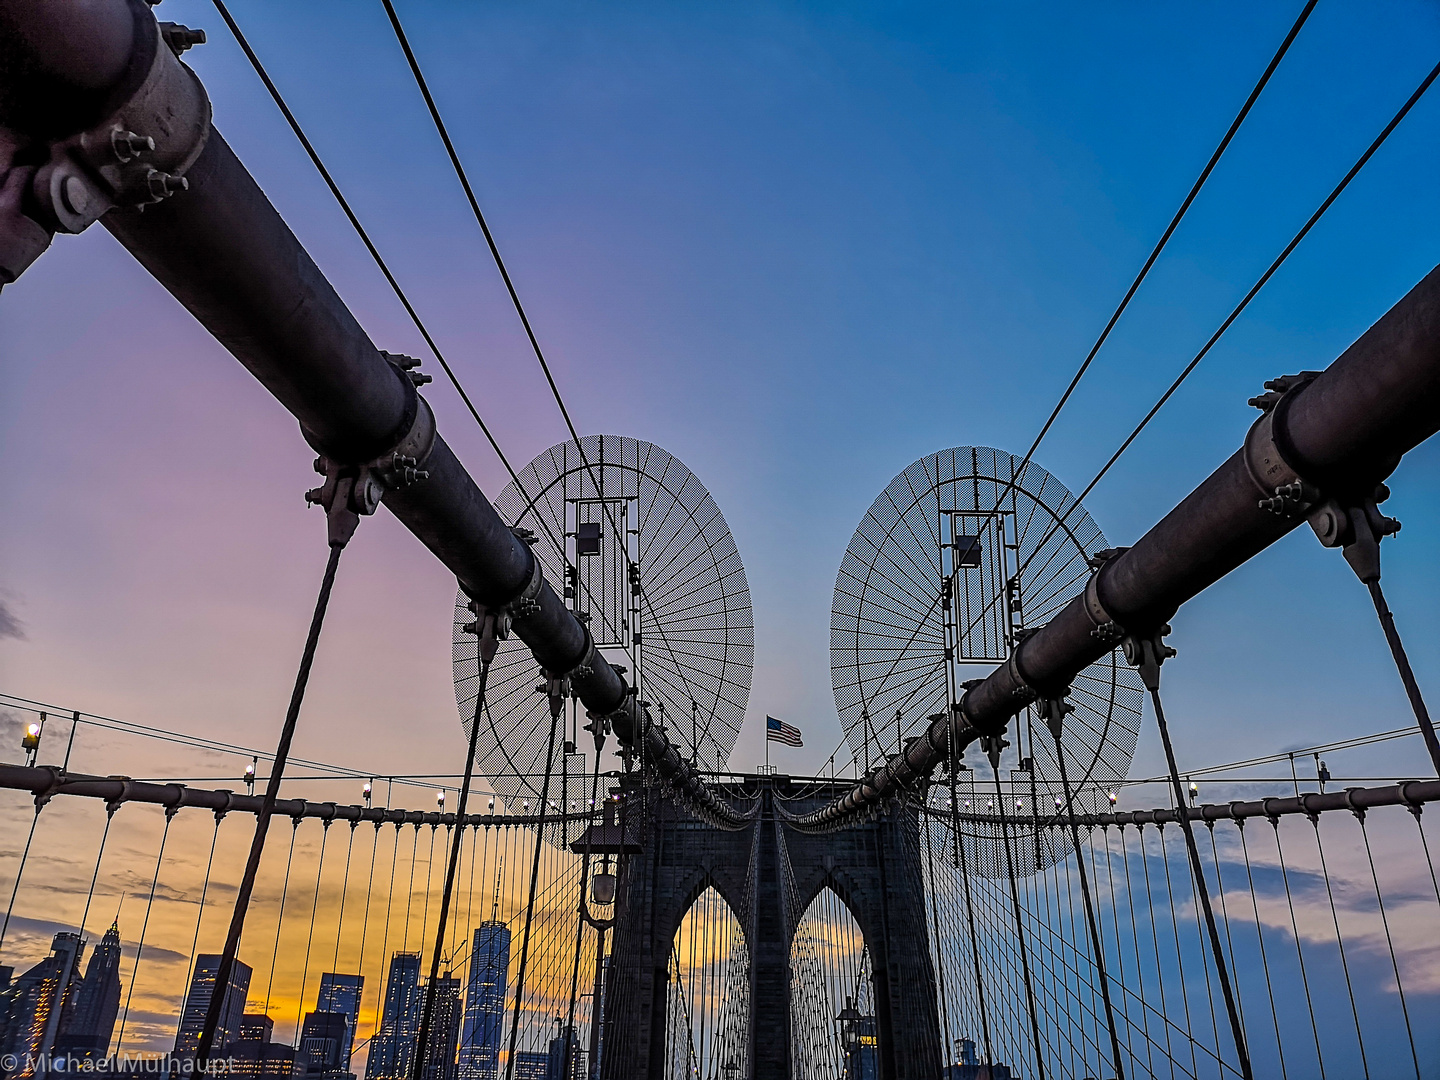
[1039,695,1073,741]
[1122,624,1175,692]
[979,732,1010,773]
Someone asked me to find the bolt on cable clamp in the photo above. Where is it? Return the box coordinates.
[1082,548,1129,644]
[31,17,212,237]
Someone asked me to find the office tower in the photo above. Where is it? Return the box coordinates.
[419,974,461,1080]
[545,1026,582,1080]
[173,954,252,1059]
[0,932,84,1069]
[299,1011,351,1078]
[228,1013,299,1080]
[509,1052,548,1080]
[315,973,364,1072]
[55,921,122,1061]
[458,923,510,1080]
[364,953,421,1080]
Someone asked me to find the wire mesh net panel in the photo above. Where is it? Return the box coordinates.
[831,446,1145,873]
[453,435,754,824]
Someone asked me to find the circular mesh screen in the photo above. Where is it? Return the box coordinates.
[453,435,753,832]
[831,446,1144,874]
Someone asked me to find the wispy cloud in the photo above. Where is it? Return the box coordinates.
[0,596,24,641]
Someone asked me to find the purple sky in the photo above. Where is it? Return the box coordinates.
[1,0,1438,844]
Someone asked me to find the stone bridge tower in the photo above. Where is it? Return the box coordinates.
[598,775,943,1079]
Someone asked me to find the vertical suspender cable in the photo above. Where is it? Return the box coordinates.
[116,804,177,1051]
[178,812,225,1044]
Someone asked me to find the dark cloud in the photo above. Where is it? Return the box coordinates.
[0,596,24,641]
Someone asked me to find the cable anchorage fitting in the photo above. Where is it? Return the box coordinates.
[1245,371,1401,582]
[1122,624,1175,692]
[305,361,436,546]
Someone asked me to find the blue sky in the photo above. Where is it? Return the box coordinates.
[2,0,1439,790]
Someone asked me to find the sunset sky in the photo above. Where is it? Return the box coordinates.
[2,0,1439,1068]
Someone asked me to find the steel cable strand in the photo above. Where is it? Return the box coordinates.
[992,770,1048,1080]
[331,818,358,977]
[922,817,955,1061]
[412,650,490,1080]
[264,819,301,1019]
[369,822,402,1039]
[502,697,564,1078]
[79,804,120,949]
[952,797,995,1065]
[1235,820,1287,1080]
[1054,736,1126,1078]
[1117,824,1159,1080]
[1353,807,1420,1080]
[985,55,1440,616]
[1307,811,1368,1076]
[178,812,225,1047]
[559,768,605,1080]
[115,803,177,1052]
[835,0,1323,739]
[198,537,349,1065]
[1146,680,1251,1080]
[1138,825,1180,1080]
[295,818,333,1043]
[0,797,44,959]
[1365,579,1440,776]
[1156,824,1201,1079]
[1202,823,1249,1056]
[1101,824,1144,1079]
[378,0,742,778]
[1181,825,1225,1078]
[1270,815,1325,1078]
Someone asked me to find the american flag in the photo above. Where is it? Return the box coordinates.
[766,716,803,747]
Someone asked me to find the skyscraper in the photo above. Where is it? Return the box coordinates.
[55,921,122,1062]
[458,923,510,1080]
[173,954,252,1059]
[545,1026,583,1080]
[417,973,462,1080]
[0,932,84,1072]
[229,1013,298,1080]
[315,973,364,1072]
[298,1011,351,1079]
[364,953,421,1080]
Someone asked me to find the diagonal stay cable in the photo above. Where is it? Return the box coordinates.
[832,2,1318,753]
[210,0,618,638]
[905,0,1322,585]
[378,0,712,747]
[1013,55,1440,579]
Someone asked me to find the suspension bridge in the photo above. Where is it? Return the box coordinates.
[0,1,1438,1078]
